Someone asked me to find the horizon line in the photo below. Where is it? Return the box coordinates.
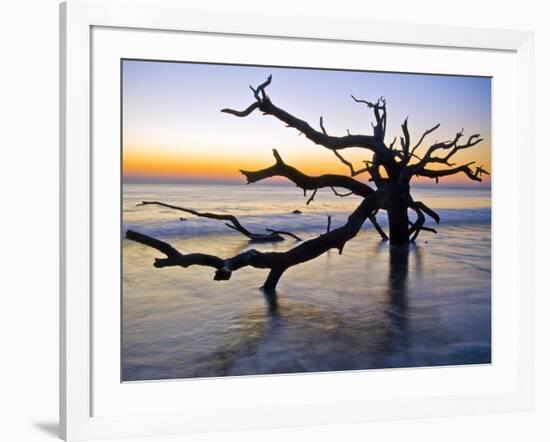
[122,176,491,189]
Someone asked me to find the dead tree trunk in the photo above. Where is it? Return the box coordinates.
[387,200,410,246]
[380,180,410,245]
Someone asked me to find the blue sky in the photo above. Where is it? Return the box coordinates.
[123,59,491,184]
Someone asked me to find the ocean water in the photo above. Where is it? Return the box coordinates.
[122,183,491,381]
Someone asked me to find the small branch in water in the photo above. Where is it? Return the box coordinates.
[127,194,379,290]
[369,213,389,241]
[408,201,438,242]
[265,228,302,241]
[137,201,300,242]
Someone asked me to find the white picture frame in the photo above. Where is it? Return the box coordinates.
[60,0,534,440]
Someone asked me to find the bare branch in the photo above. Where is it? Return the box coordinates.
[412,130,465,170]
[306,188,318,205]
[249,74,273,101]
[350,95,376,107]
[320,187,389,241]
[368,213,389,241]
[126,230,225,270]
[331,190,387,240]
[431,134,483,166]
[410,123,441,156]
[137,201,299,242]
[127,194,379,291]
[412,201,440,224]
[319,116,328,135]
[222,76,390,157]
[240,149,376,198]
[404,125,484,182]
[330,186,354,198]
[475,165,490,178]
[408,203,437,242]
[351,95,387,139]
[138,201,251,234]
[417,162,484,182]
[331,149,371,177]
[220,102,259,117]
[265,228,302,241]
[400,117,410,159]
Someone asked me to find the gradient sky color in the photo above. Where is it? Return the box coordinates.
[122,60,491,185]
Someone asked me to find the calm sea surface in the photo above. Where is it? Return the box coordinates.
[122,183,491,381]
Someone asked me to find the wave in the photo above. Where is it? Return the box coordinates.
[123,207,490,239]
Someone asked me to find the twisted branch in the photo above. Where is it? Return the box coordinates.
[240,149,376,198]
[137,201,301,242]
[418,163,484,182]
[331,149,372,177]
[127,194,379,291]
[222,76,389,158]
[408,203,437,242]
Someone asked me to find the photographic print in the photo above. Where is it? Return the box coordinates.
[122,60,491,382]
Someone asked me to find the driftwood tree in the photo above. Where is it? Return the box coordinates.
[127,75,488,291]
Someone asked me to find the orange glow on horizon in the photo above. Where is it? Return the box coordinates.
[122,145,379,180]
[123,140,492,186]
[124,149,242,180]
[122,60,492,187]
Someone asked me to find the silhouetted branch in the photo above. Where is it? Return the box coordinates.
[222,76,390,158]
[306,188,318,205]
[418,162,484,182]
[240,149,376,198]
[408,203,437,242]
[127,194,379,291]
[350,95,387,139]
[369,213,389,241]
[412,130,483,170]
[400,117,410,159]
[426,134,483,167]
[475,165,490,178]
[126,230,225,270]
[265,228,303,241]
[319,116,328,135]
[137,201,300,242]
[410,123,440,156]
[330,186,354,198]
[331,149,372,177]
[412,201,440,224]
[393,120,487,183]
[220,102,259,117]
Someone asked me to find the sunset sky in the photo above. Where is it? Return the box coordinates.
[122,60,491,186]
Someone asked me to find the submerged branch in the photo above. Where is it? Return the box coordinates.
[265,228,302,241]
[369,213,389,241]
[408,201,438,241]
[127,194,379,291]
[137,201,301,242]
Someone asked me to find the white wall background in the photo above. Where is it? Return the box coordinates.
[0,1,547,441]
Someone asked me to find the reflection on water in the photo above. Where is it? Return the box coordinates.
[386,245,410,341]
[122,184,491,381]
